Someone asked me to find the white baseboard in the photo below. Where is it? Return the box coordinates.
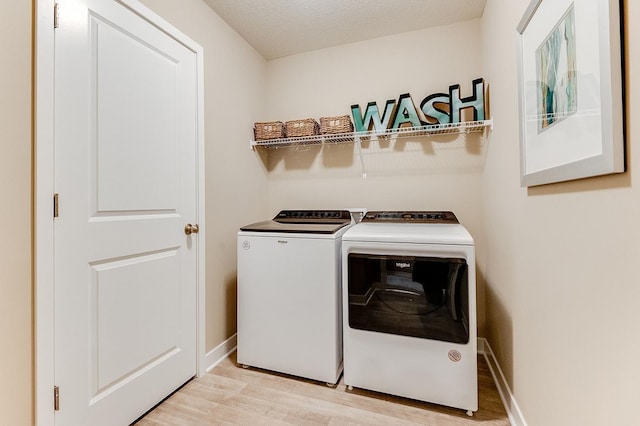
[204,333,237,373]
[478,338,528,426]
[476,337,486,354]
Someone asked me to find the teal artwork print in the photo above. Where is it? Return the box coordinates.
[536,4,577,132]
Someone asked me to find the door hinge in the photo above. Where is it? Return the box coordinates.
[54,3,60,29]
[53,193,59,218]
[54,386,60,411]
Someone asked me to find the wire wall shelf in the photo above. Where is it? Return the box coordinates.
[250,119,493,149]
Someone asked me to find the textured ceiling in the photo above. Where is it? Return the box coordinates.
[204,0,487,60]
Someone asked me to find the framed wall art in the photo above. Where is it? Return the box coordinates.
[517,0,625,187]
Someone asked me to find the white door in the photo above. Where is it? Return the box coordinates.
[54,0,199,424]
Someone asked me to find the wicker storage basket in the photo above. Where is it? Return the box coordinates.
[285,118,320,138]
[254,121,286,140]
[320,115,354,134]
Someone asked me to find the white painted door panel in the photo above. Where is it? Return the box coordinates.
[93,16,180,212]
[54,0,198,424]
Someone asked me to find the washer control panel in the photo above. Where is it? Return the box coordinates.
[274,210,352,223]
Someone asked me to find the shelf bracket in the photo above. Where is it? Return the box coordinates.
[355,136,367,179]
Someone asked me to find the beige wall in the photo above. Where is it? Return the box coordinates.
[264,19,488,335]
[0,1,33,424]
[138,0,269,350]
[482,0,639,424]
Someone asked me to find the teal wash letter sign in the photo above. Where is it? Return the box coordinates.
[351,78,486,131]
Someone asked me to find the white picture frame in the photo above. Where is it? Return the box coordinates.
[517,0,625,187]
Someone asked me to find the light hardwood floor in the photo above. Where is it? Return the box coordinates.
[136,351,510,425]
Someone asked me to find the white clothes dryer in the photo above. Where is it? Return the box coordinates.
[341,211,477,415]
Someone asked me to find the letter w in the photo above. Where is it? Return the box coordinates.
[351,100,397,132]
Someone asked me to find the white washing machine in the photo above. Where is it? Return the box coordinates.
[237,210,353,384]
[341,211,477,415]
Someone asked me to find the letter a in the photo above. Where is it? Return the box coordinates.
[391,94,423,129]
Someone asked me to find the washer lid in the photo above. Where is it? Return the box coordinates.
[240,220,351,234]
[240,210,352,234]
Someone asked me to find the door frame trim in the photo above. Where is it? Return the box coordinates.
[35,1,206,423]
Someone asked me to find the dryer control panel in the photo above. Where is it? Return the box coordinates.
[362,211,458,224]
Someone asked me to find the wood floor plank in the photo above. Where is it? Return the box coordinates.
[221,392,332,425]
[137,351,510,425]
[179,381,245,405]
[140,403,224,425]
[238,382,423,426]
[162,391,219,416]
[206,403,295,426]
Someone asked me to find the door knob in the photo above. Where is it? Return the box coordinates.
[184,223,199,235]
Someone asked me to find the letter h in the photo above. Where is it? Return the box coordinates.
[449,78,486,123]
